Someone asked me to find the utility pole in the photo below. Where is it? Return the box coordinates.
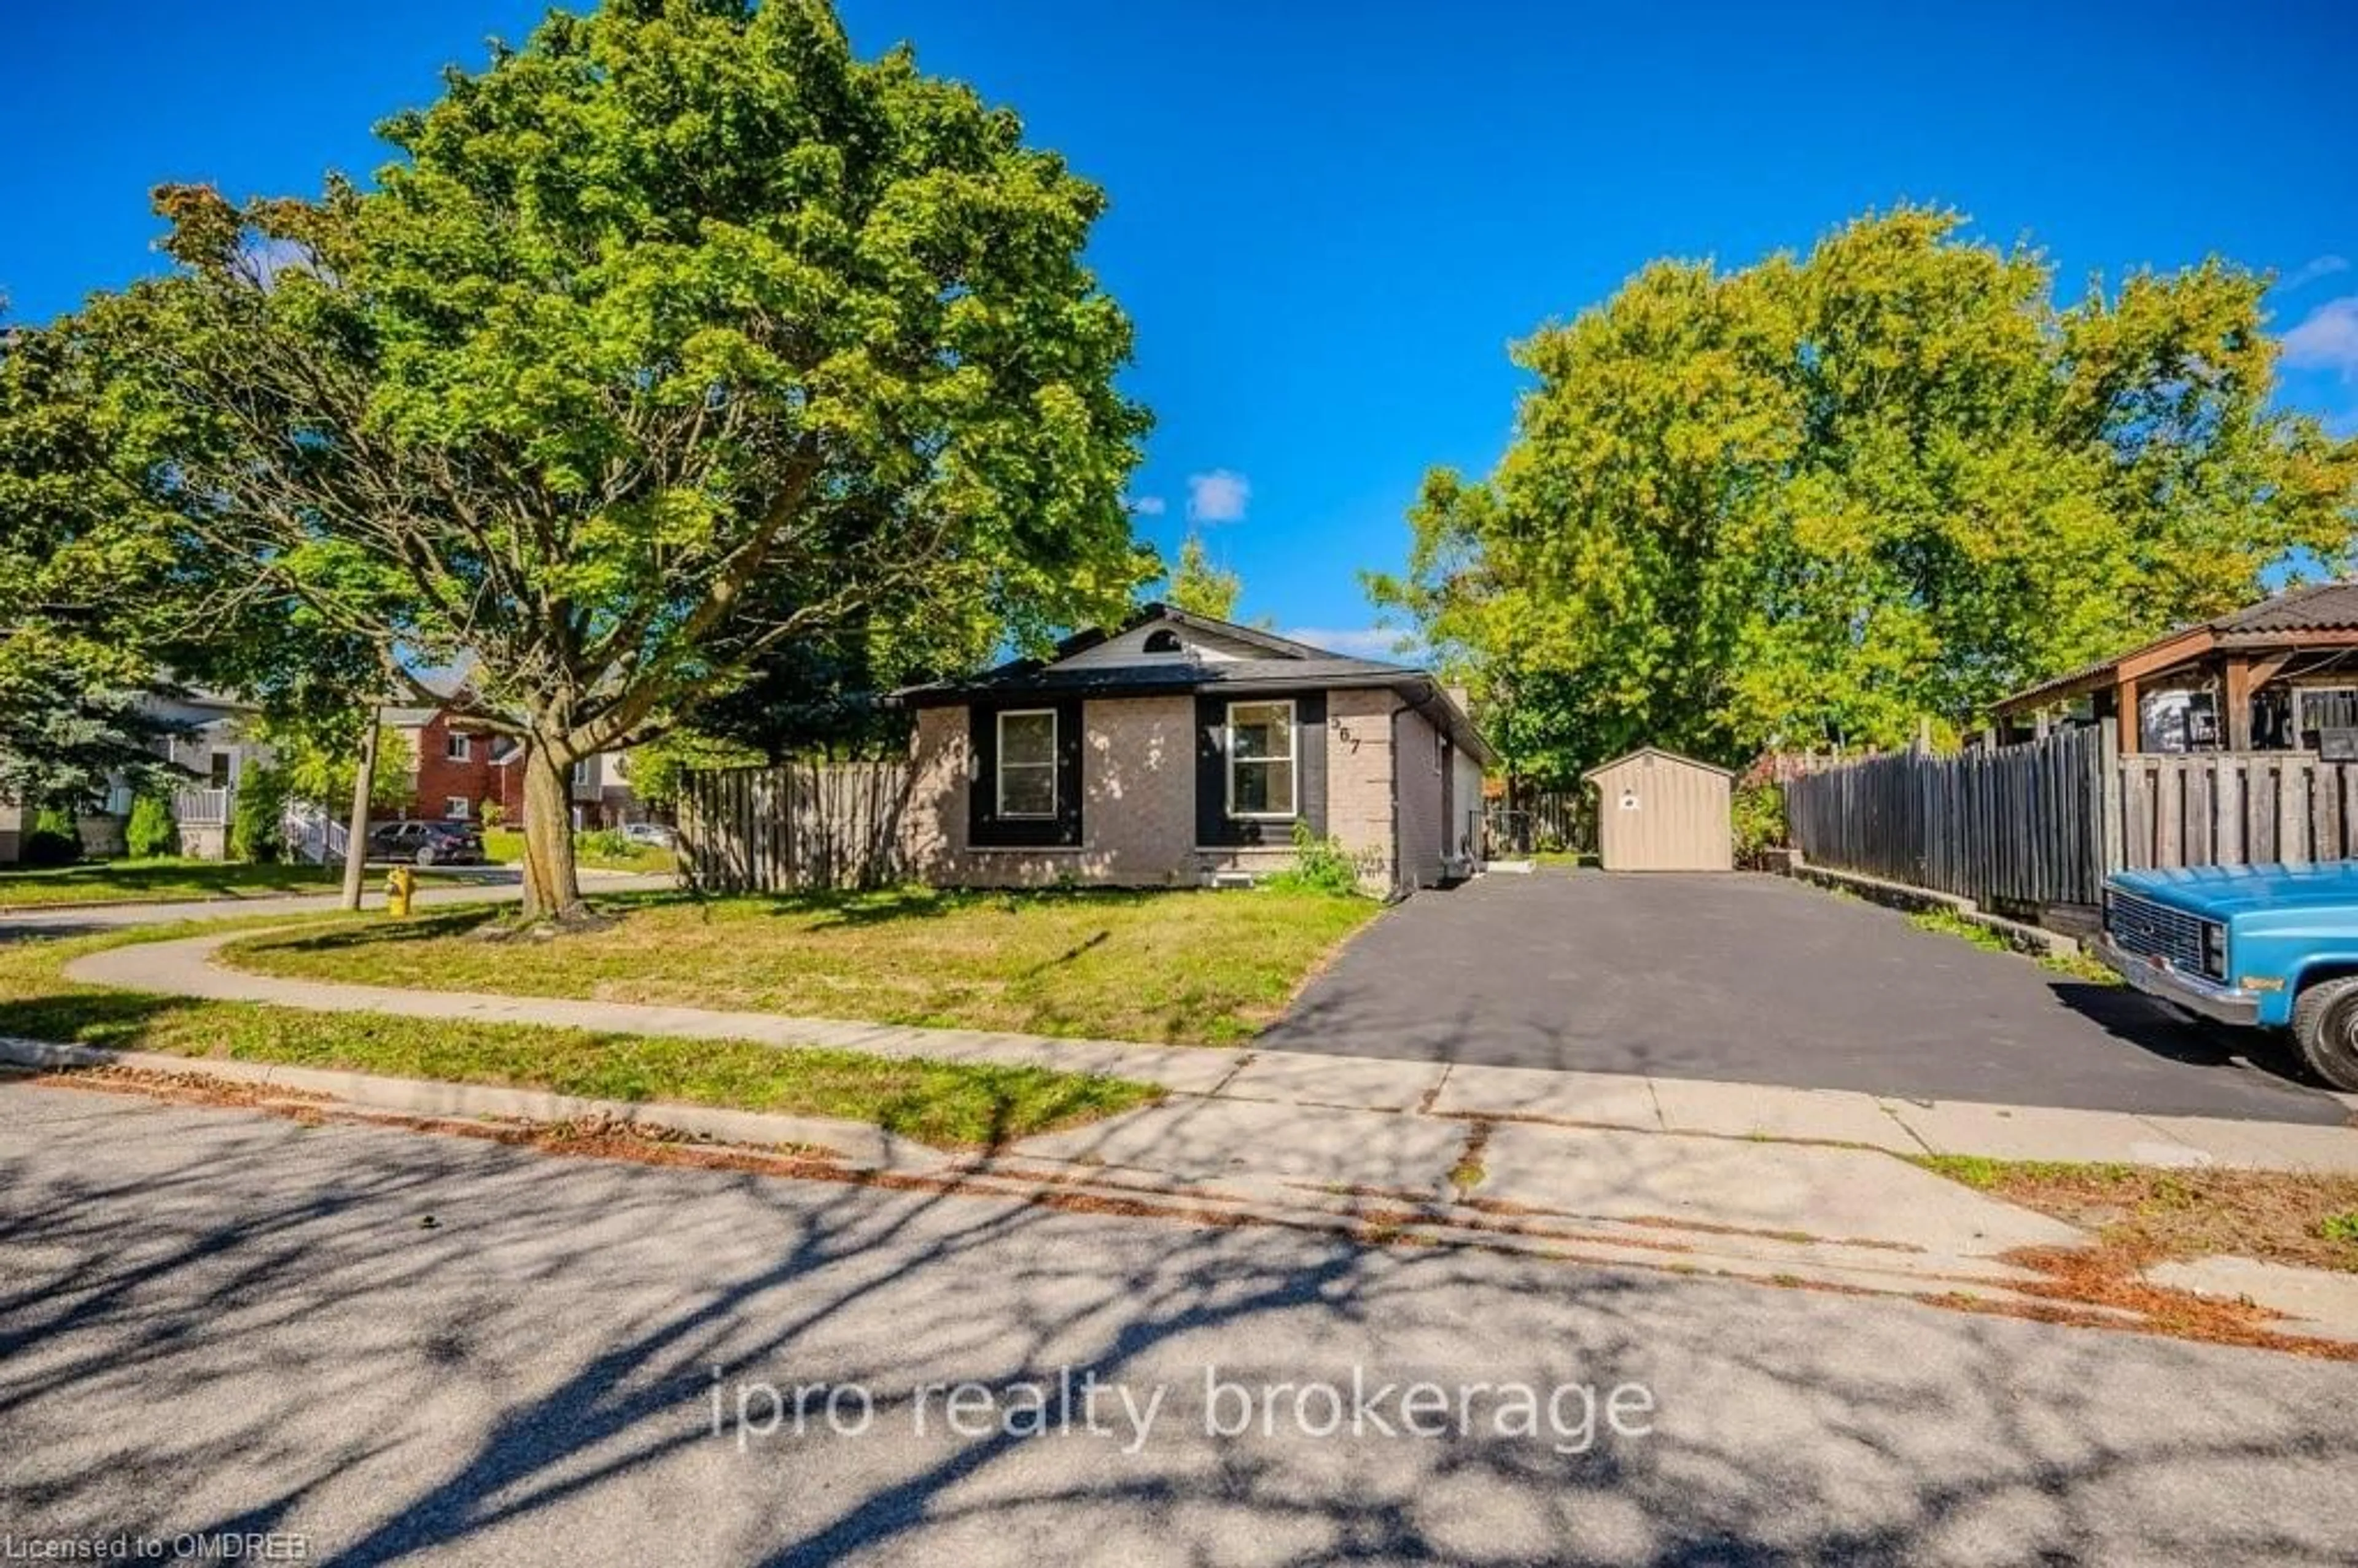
[339,709,379,912]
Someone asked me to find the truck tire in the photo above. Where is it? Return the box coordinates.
[2290,976,2358,1092]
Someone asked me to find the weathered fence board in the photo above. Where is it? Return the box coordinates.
[1784,724,2107,910]
[677,759,913,893]
[2118,751,2358,869]
[1791,722,2358,914]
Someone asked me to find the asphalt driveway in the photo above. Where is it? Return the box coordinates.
[1259,869,2349,1123]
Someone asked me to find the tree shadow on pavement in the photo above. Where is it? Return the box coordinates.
[4,1080,2357,1565]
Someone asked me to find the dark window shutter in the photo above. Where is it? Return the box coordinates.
[1196,690,1326,847]
[1195,695,1231,847]
[969,700,1084,848]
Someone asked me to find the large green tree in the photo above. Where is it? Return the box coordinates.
[0,316,191,807]
[1164,531,1242,620]
[74,0,1148,920]
[1373,208,2358,783]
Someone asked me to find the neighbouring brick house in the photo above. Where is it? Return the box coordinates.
[381,706,645,828]
[891,604,1492,896]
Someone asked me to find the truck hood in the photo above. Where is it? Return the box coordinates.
[2110,861,2358,915]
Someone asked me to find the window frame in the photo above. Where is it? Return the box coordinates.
[443,795,472,820]
[445,732,472,763]
[994,708,1060,820]
[1225,699,1299,820]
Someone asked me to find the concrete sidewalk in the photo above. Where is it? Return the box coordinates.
[34,926,2358,1340]
[69,928,2358,1173]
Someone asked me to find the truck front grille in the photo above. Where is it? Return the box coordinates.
[2108,891,2211,974]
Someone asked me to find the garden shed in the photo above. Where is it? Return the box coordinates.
[1584,748,1733,872]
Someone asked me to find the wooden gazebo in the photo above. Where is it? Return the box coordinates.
[1992,582,2358,755]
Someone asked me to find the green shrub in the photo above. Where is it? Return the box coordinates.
[578,826,634,861]
[125,793,178,859]
[230,761,292,863]
[1732,782,1787,863]
[20,807,81,868]
[478,798,506,829]
[1263,821,1369,898]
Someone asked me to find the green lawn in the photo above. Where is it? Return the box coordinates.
[0,857,340,909]
[224,885,1382,1045]
[0,918,1158,1148]
[481,826,675,875]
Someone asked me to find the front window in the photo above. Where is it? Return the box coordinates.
[445,732,472,762]
[443,796,471,820]
[995,710,1058,818]
[1228,701,1297,817]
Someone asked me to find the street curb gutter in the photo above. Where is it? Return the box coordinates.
[0,1035,919,1171]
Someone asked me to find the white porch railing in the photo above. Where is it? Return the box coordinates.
[172,786,232,826]
[279,800,349,866]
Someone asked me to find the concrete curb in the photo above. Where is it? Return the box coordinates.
[0,1034,922,1171]
[1783,856,2080,960]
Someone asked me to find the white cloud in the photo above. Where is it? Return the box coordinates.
[1282,626,1417,661]
[2281,255,2350,293]
[2283,296,2358,376]
[1186,469,1251,525]
[1126,495,1167,516]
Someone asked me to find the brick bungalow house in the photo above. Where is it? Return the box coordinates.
[891,605,1492,895]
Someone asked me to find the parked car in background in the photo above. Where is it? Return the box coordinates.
[2097,863,2358,1090]
[365,818,487,867]
[621,821,677,850]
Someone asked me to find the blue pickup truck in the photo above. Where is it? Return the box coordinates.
[2098,863,2358,1091]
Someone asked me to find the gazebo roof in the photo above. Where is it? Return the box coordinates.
[1992,582,2358,715]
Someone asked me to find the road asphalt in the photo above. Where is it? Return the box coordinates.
[6,1081,2357,1566]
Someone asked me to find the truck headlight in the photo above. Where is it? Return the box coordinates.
[2201,922,2227,979]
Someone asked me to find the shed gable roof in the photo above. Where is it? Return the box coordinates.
[1582,746,1734,783]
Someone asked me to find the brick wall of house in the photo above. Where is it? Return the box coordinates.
[1324,688,1401,893]
[905,697,1199,887]
[396,715,515,823]
[905,688,1435,895]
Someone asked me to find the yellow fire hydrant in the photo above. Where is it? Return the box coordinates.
[386,864,416,919]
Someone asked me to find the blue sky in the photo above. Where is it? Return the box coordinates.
[5,1,2354,653]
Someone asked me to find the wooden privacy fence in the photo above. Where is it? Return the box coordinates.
[1789,720,2358,914]
[2119,751,2358,869]
[676,759,913,893]
[1783,724,2109,910]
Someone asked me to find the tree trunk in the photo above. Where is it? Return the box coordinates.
[519,739,586,923]
[338,712,379,912]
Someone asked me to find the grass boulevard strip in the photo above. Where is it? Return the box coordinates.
[0,856,342,908]
[0,908,1164,1147]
